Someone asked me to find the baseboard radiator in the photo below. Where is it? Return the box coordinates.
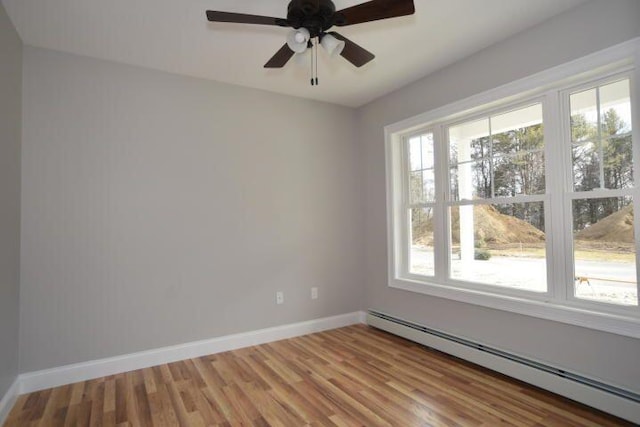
[367,310,640,424]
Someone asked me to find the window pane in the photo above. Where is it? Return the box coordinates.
[409,133,435,171]
[409,170,436,204]
[409,171,424,204]
[449,166,459,201]
[494,151,545,197]
[604,134,634,190]
[571,79,634,192]
[572,142,601,191]
[422,170,435,202]
[410,208,434,276]
[491,104,543,142]
[409,137,422,171]
[600,79,632,136]
[573,197,637,306]
[450,104,544,200]
[450,160,491,200]
[450,202,546,292]
[601,80,633,190]
[449,119,490,164]
[408,132,436,204]
[421,134,435,169]
[570,88,598,143]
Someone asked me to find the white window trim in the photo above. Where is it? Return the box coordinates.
[385,38,640,339]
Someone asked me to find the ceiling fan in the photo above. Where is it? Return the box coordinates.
[206,0,415,71]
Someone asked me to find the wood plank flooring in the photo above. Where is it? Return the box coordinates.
[4,325,632,426]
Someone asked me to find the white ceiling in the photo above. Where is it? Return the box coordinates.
[3,0,589,107]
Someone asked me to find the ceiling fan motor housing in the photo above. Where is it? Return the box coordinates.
[287,0,343,37]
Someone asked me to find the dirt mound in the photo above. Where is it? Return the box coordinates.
[413,204,545,245]
[575,205,634,243]
[451,205,545,245]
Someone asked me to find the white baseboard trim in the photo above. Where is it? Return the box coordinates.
[0,378,20,425]
[19,311,366,395]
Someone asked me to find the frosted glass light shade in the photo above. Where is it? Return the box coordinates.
[287,28,310,53]
[320,34,345,56]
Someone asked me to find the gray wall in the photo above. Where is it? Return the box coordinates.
[0,1,21,398]
[357,0,640,393]
[20,47,364,372]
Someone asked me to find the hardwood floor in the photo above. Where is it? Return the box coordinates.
[4,325,631,426]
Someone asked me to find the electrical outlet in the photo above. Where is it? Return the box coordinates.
[311,287,318,300]
[276,291,284,305]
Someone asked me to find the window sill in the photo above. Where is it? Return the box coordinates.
[389,277,640,339]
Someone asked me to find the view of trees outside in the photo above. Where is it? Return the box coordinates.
[570,79,636,306]
[408,84,638,306]
[447,104,548,292]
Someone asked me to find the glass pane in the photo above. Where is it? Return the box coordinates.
[409,171,424,204]
[491,104,543,143]
[409,133,435,172]
[422,170,435,202]
[571,79,634,192]
[450,160,491,200]
[421,134,435,169]
[601,79,633,191]
[408,132,436,204]
[572,142,601,191]
[410,170,435,204]
[449,119,490,165]
[494,151,545,197]
[449,202,546,292]
[410,208,435,276]
[409,137,422,171]
[604,134,633,190]
[449,104,545,200]
[492,113,544,160]
[570,88,598,142]
[573,197,637,306]
[600,79,632,136]
[449,166,459,202]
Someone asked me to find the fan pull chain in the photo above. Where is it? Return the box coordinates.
[310,40,314,86]
[315,37,319,86]
[309,38,320,87]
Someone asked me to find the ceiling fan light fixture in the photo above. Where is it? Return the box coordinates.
[286,28,310,53]
[320,33,345,57]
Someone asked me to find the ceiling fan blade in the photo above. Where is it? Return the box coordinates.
[334,0,415,26]
[264,44,296,68]
[327,32,374,67]
[206,11,288,27]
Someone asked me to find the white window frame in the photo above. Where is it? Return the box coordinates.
[560,72,639,313]
[401,129,439,280]
[385,38,640,338]
[443,99,551,298]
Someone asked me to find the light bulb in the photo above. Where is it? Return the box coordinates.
[286,28,310,54]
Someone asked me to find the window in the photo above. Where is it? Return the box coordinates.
[407,133,436,277]
[567,78,637,306]
[385,41,640,337]
[447,104,547,292]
